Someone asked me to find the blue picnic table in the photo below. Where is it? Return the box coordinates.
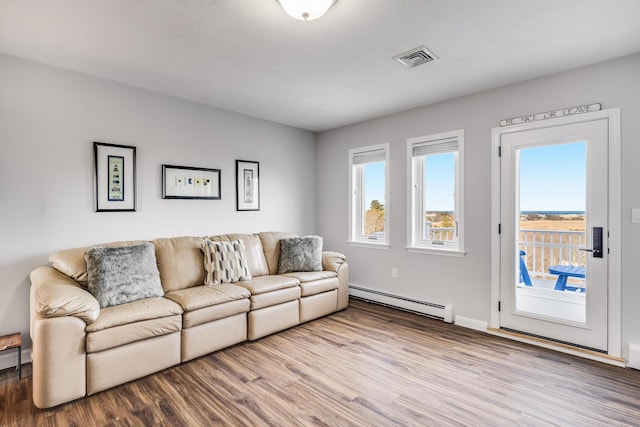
[548,265,586,292]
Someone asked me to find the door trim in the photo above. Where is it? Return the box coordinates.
[490,108,621,358]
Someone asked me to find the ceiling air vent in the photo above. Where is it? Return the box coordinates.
[393,46,437,69]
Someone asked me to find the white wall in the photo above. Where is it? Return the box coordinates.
[0,54,316,350]
[3,51,639,362]
[316,54,640,359]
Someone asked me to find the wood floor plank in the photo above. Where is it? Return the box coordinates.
[2,299,640,426]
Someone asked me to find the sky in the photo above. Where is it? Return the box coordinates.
[519,141,586,212]
[363,162,385,208]
[424,153,455,211]
[362,141,586,213]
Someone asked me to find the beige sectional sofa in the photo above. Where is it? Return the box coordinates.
[29,232,348,408]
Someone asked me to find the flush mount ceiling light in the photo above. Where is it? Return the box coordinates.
[277,0,337,21]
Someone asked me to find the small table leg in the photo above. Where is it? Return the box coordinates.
[554,275,568,291]
[17,345,21,379]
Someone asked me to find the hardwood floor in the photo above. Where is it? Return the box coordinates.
[2,299,640,426]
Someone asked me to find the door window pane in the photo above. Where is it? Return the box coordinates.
[516,142,586,324]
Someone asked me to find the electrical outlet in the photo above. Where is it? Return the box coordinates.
[391,267,398,278]
[633,208,640,223]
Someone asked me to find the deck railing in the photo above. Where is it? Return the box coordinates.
[518,229,586,278]
[428,226,586,279]
[425,222,456,241]
[428,227,455,241]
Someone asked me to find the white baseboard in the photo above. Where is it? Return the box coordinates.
[0,348,31,372]
[455,315,488,331]
[629,343,640,370]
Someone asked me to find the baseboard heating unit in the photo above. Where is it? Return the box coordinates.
[349,285,454,323]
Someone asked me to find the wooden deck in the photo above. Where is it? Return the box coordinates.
[2,299,640,426]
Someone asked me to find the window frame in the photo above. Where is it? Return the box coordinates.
[348,143,390,249]
[406,129,465,257]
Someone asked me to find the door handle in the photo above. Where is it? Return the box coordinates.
[579,227,603,258]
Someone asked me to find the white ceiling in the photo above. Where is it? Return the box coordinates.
[1,0,640,132]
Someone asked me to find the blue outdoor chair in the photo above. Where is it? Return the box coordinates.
[519,250,533,286]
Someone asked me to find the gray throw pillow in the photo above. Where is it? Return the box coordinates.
[278,235,323,274]
[85,242,164,308]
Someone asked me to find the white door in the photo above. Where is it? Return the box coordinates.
[498,116,609,351]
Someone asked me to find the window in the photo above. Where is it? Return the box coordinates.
[407,130,465,256]
[348,143,390,247]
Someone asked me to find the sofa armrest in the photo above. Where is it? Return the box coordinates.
[30,266,100,324]
[322,251,349,310]
[322,251,346,273]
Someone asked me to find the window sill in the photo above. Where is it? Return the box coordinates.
[405,246,466,257]
[348,240,391,250]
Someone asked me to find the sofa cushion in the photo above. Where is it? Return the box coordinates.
[281,270,337,283]
[236,275,299,295]
[164,283,250,312]
[257,232,297,275]
[85,243,164,308]
[182,298,250,328]
[202,239,252,285]
[298,277,339,297]
[86,296,183,332]
[271,272,338,297]
[86,315,182,353]
[49,240,145,287]
[249,286,301,310]
[277,236,323,274]
[153,236,206,292]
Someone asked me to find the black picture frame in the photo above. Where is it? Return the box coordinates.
[162,164,221,200]
[236,160,260,211]
[94,141,137,212]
